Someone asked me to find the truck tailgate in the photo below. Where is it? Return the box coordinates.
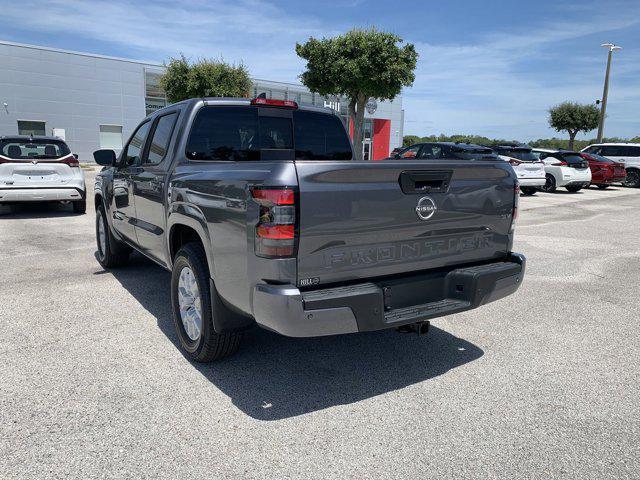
[294,160,516,286]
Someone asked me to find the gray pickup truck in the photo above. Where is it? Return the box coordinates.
[94,97,525,362]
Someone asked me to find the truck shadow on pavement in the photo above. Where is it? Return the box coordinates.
[106,252,484,421]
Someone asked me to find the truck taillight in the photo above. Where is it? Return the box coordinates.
[510,183,520,234]
[251,187,297,258]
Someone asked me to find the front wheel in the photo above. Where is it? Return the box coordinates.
[96,204,130,268]
[520,187,537,196]
[171,242,243,362]
[566,185,582,193]
[623,169,640,188]
[541,174,557,193]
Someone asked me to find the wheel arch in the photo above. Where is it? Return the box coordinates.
[167,207,214,275]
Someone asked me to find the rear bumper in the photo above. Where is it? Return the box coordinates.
[252,253,526,337]
[518,177,545,187]
[556,169,592,187]
[0,187,85,202]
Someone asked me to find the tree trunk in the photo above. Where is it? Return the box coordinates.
[568,130,577,151]
[350,94,367,161]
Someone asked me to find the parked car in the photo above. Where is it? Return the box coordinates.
[531,148,592,193]
[580,143,640,188]
[0,135,86,212]
[491,144,546,195]
[391,142,498,161]
[578,152,626,189]
[93,97,525,362]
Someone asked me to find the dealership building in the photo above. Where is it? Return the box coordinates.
[0,40,404,162]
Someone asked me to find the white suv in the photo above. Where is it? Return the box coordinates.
[532,148,592,193]
[580,143,640,188]
[0,136,86,213]
[492,145,546,195]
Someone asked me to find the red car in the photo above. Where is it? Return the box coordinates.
[579,152,626,189]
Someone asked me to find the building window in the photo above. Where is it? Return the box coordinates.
[18,120,46,136]
[99,125,123,150]
[144,69,167,116]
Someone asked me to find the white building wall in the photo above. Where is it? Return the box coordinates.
[0,42,150,162]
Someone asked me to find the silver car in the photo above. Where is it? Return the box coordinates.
[0,135,86,213]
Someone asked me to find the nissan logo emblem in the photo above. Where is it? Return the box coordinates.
[415,196,437,220]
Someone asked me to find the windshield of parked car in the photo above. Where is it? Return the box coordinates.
[0,139,71,159]
[498,148,538,161]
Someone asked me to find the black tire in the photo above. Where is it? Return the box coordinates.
[623,169,640,188]
[72,199,86,214]
[96,204,130,268]
[566,185,582,193]
[596,184,609,190]
[541,173,557,193]
[521,187,537,196]
[171,242,242,362]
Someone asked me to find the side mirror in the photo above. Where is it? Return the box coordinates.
[94,149,116,166]
[73,153,79,160]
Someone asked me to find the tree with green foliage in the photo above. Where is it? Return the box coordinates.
[296,27,418,160]
[159,55,252,104]
[403,135,421,147]
[548,102,600,150]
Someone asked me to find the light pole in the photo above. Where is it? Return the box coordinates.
[596,43,622,143]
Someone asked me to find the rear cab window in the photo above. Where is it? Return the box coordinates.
[0,139,71,160]
[185,106,352,161]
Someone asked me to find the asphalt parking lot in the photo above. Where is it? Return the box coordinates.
[1,171,639,479]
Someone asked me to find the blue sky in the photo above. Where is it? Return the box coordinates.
[1,0,638,140]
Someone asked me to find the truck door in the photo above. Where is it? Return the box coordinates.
[111,119,152,243]
[131,111,180,266]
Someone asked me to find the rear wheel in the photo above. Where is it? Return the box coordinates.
[596,184,609,190]
[623,169,640,188]
[566,185,582,193]
[520,187,537,196]
[541,174,557,193]
[171,242,243,362]
[96,204,130,268]
[73,199,86,214]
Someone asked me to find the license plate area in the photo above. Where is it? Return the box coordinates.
[379,270,448,311]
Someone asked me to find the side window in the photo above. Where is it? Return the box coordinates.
[146,112,178,165]
[123,120,152,166]
[186,106,259,161]
[584,146,601,155]
[418,145,433,159]
[400,144,421,158]
[622,146,640,157]
[419,145,443,159]
[600,146,624,157]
